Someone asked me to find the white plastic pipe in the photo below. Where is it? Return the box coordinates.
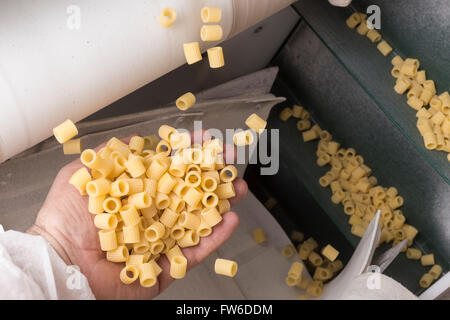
[0,0,294,163]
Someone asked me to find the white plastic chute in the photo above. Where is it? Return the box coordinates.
[0,0,294,163]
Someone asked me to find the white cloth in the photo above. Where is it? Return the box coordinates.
[0,227,94,300]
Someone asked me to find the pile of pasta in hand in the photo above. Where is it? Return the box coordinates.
[68,126,237,287]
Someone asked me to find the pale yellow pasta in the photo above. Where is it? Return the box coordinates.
[86,178,111,197]
[406,248,422,260]
[233,130,254,146]
[198,207,221,227]
[185,171,201,188]
[298,243,313,260]
[219,165,237,183]
[282,245,295,258]
[280,107,293,121]
[159,7,176,28]
[155,192,170,209]
[430,111,446,126]
[302,129,319,142]
[183,187,203,208]
[168,157,186,179]
[376,40,392,56]
[351,224,366,237]
[107,137,130,159]
[285,276,298,287]
[110,155,126,178]
[102,197,121,214]
[138,262,157,287]
[407,96,424,110]
[128,136,144,154]
[346,12,361,29]
[120,265,139,284]
[200,174,218,193]
[419,273,434,288]
[170,256,187,279]
[149,240,165,255]
[394,76,411,94]
[314,267,333,281]
[144,221,166,242]
[402,224,418,246]
[356,18,370,35]
[442,119,450,135]
[296,119,311,131]
[423,131,437,149]
[126,254,147,266]
[201,6,221,23]
[417,118,433,135]
[106,245,129,262]
[81,149,114,176]
[288,261,303,279]
[197,219,212,237]
[215,182,235,199]
[166,245,184,262]
[63,139,82,155]
[201,192,218,208]
[183,42,202,65]
[307,251,323,267]
[321,244,339,262]
[201,25,223,41]
[94,213,118,230]
[167,193,184,213]
[98,229,117,251]
[143,135,159,150]
[133,239,150,254]
[155,140,172,156]
[116,172,130,180]
[207,47,225,68]
[169,223,185,241]
[415,70,426,84]
[252,228,266,244]
[177,230,200,248]
[53,119,78,144]
[160,208,179,228]
[217,199,230,214]
[421,254,435,266]
[88,195,105,214]
[429,265,442,279]
[307,280,323,298]
[123,223,141,244]
[156,172,176,194]
[178,212,200,230]
[416,107,432,119]
[213,259,238,278]
[119,204,140,226]
[297,278,309,290]
[172,178,189,198]
[245,113,267,133]
[107,181,128,199]
[176,92,196,111]
[290,231,304,243]
[420,88,434,106]
[128,192,151,209]
[391,55,403,66]
[149,260,162,276]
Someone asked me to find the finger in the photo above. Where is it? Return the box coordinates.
[184,211,239,267]
[228,178,248,207]
[157,211,239,291]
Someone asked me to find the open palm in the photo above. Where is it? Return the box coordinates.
[28,135,247,299]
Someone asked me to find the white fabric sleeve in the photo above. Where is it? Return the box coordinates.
[0,226,95,300]
[339,272,419,300]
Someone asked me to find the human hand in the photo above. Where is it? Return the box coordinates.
[28,133,248,299]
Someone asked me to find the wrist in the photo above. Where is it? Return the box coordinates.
[27,224,73,265]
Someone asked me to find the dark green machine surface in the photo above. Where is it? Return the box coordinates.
[246,0,449,295]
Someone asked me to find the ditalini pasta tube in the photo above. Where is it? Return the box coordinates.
[215,258,238,277]
[53,120,78,144]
